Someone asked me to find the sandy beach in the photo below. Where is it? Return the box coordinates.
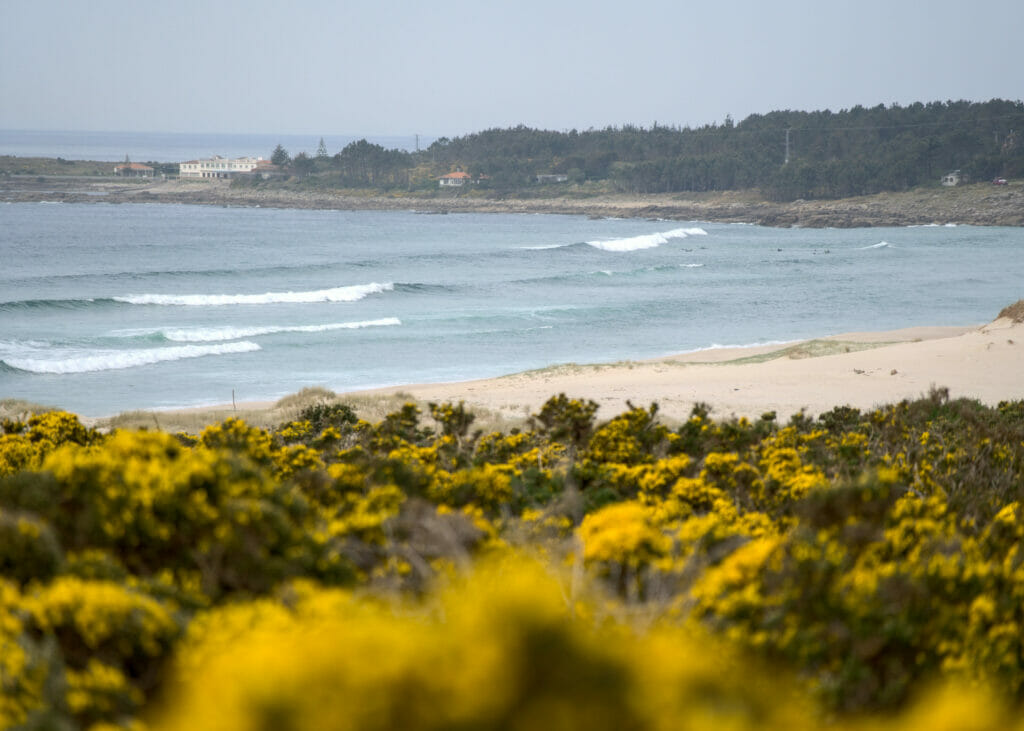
[344,317,1021,423]
[115,312,1023,432]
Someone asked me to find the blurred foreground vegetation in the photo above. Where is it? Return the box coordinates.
[2,388,1024,729]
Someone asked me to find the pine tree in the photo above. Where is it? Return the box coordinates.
[271,144,290,166]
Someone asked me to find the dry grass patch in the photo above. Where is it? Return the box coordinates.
[98,407,285,434]
[0,398,57,422]
[94,386,528,436]
[713,339,892,365]
[998,299,1024,323]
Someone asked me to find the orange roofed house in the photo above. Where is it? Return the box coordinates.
[113,162,154,178]
[438,171,473,187]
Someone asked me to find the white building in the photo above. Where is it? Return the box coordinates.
[179,156,264,179]
[941,170,962,187]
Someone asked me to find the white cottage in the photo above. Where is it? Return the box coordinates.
[941,170,962,187]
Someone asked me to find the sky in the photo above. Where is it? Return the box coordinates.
[1,0,1021,138]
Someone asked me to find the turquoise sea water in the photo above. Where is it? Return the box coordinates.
[1,201,1022,416]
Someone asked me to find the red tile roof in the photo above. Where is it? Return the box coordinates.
[440,171,471,179]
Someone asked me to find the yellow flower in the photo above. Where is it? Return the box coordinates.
[578,501,670,567]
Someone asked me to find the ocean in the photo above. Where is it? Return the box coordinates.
[1,201,1023,417]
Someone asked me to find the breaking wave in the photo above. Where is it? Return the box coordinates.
[586,227,707,252]
[859,241,891,250]
[114,282,394,306]
[119,318,402,343]
[2,341,261,374]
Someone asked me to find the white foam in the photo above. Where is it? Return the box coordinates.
[0,338,51,352]
[3,341,261,374]
[522,243,571,250]
[586,227,707,252]
[158,318,401,342]
[114,282,394,306]
[681,338,798,355]
[859,241,890,250]
[944,223,958,227]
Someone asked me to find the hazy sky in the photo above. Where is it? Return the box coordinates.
[2,0,1020,137]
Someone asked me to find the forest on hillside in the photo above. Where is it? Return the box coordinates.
[255,99,1024,200]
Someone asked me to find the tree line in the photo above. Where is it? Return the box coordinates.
[257,100,1024,200]
[266,138,413,187]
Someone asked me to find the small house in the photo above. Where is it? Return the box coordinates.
[439,171,472,187]
[114,162,154,178]
[251,160,286,180]
[941,170,962,187]
[535,174,569,184]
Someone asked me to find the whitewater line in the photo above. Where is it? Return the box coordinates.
[151,318,402,343]
[114,282,394,306]
[3,341,262,375]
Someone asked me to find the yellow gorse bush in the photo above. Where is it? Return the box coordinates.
[0,391,1023,728]
[0,579,48,728]
[155,556,822,731]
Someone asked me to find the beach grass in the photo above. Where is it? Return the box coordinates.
[0,398,60,421]
[706,338,896,365]
[92,386,528,435]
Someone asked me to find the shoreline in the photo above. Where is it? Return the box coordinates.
[68,319,1023,431]
[336,323,1012,423]
[2,176,1023,228]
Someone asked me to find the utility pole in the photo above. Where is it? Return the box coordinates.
[415,134,420,153]
[784,128,792,165]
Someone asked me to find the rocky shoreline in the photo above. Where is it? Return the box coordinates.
[3,175,1022,228]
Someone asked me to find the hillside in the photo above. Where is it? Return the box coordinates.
[5,100,1023,204]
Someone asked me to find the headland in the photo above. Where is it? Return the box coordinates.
[3,172,1023,228]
